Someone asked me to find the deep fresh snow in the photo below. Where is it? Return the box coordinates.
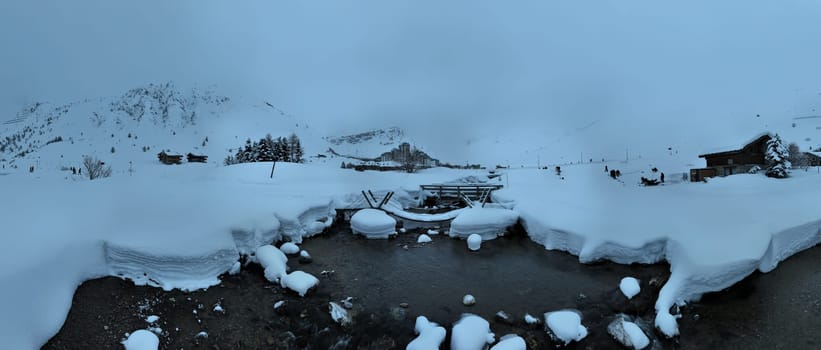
[0,155,819,348]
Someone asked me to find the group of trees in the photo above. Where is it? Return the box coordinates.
[224,133,304,165]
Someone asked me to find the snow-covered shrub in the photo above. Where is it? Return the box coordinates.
[82,155,112,180]
[765,134,790,178]
[748,165,761,174]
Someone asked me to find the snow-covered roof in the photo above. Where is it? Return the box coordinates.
[698,132,771,157]
[806,151,821,159]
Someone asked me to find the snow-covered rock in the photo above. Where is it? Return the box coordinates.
[608,317,650,349]
[145,315,159,323]
[620,277,641,299]
[228,261,241,275]
[449,208,519,240]
[256,245,288,282]
[280,242,300,255]
[350,209,397,239]
[545,310,588,345]
[417,234,432,243]
[467,234,482,251]
[329,302,351,327]
[451,314,495,350]
[406,316,446,350]
[280,271,319,297]
[524,313,541,325]
[427,229,439,235]
[490,334,526,350]
[122,330,159,350]
[462,294,476,306]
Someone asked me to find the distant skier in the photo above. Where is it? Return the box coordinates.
[660,172,665,183]
[605,165,608,173]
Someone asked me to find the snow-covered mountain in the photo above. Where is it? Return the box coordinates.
[3,82,820,178]
[0,82,319,176]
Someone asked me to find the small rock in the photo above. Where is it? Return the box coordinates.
[402,244,409,250]
[103,325,109,331]
[399,302,409,308]
[389,307,407,321]
[266,336,275,346]
[495,310,513,325]
[342,297,354,309]
[463,294,476,306]
[298,255,313,264]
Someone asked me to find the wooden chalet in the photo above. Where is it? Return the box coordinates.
[157,151,183,165]
[690,133,770,181]
[186,153,208,163]
[805,152,821,166]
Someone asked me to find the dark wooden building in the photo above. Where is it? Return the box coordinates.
[157,151,183,165]
[186,153,208,163]
[805,152,821,166]
[690,133,771,181]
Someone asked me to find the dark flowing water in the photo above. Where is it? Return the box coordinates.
[44,222,820,349]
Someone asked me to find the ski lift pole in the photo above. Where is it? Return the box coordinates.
[270,161,276,178]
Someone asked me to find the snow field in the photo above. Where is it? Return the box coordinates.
[496,165,821,337]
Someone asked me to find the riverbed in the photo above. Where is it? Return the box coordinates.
[43,223,820,349]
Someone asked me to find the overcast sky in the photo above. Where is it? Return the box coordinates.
[2,0,820,160]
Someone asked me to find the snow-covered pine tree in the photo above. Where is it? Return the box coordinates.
[256,137,274,161]
[277,137,291,162]
[765,133,790,178]
[288,133,304,163]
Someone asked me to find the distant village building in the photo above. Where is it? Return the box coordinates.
[378,142,439,168]
[690,133,771,181]
[804,152,821,166]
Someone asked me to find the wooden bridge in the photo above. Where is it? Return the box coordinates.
[420,183,503,206]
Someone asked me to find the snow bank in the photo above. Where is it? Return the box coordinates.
[350,209,397,239]
[122,330,159,350]
[491,334,526,350]
[280,271,319,297]
[449,208,519,240]
[406,316,446,350]
[105,242,238,291]
[451,314,495,350]
[619,277,641,300]
[496,166,821,337]
[545,310,587,345]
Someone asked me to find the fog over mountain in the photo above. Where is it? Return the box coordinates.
[2,0,821,163]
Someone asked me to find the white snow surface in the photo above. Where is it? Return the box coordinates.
[494,164,821,337]
[280,271,319,297]
[451,314,495,350]
[350,209,397,239]
[467,234,482,251]
[121,330,159,350]
[406,316,446,350]
[1,156,820,348]
[545,310,588,345]
[449,208,519,240]
[490,334,526,350]
[620,277,641,300]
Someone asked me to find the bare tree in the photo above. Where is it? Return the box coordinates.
[83,155,112,180]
